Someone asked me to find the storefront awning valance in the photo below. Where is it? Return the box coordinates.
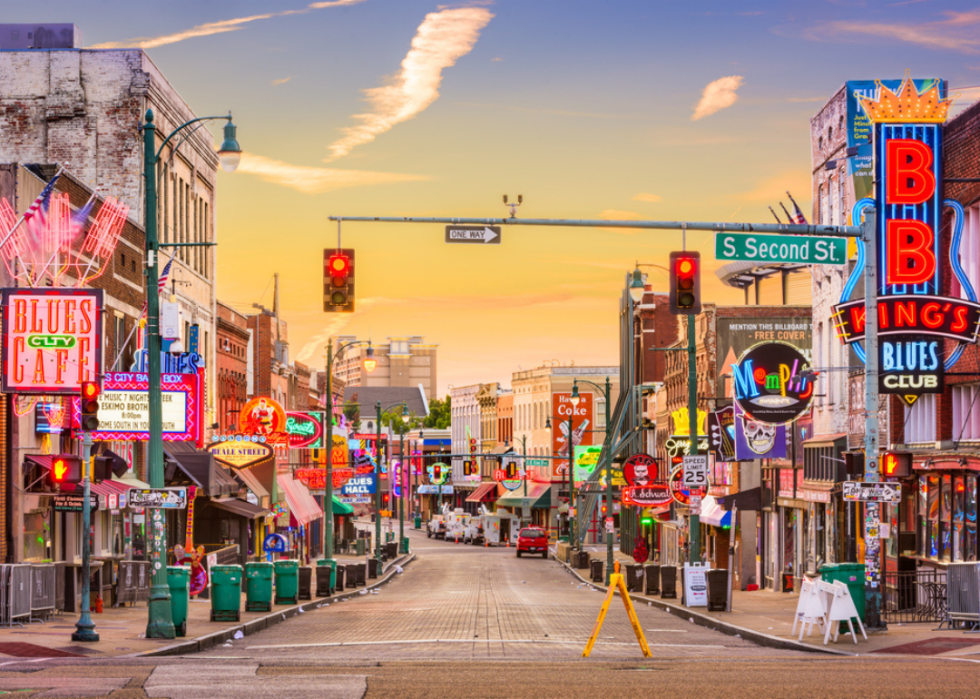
[496,482,550,509]
[24,454,56,471]
[331,496,354,515]
[699,495,732,528]
[163,443,238,498]
[716,486,762,512]
[465,482,499,503]
[276,473,323,526]
[209,497,270,519]
[231,467,270,506]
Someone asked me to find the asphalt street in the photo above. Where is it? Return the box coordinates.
[0,532,977,697]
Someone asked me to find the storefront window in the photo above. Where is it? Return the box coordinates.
[23,511,47,561]
[917,476,928,557]
[928,476,939,558]
[967,475,978,562]
[940,475,952,560]
[954,476,966,562]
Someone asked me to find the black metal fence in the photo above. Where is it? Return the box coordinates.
[883,568,947,623]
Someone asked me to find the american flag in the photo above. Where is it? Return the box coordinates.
[23,173,61,234]
[786,191,808,225]
[140,249,178,319]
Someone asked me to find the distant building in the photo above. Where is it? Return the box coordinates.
[216,301,251,433]
[332,336,437,400]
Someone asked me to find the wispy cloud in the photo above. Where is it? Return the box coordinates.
[632,193,662,203]
[804,9,980,54]
[692,75,744,121]
[236,153,427,194]
[271,77,293,87]
[90,0,367,49]
[786,96,826,103]
[327,7,493,160]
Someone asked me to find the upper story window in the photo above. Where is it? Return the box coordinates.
[905,394,936,444]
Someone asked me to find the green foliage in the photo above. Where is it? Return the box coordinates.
[423,395,451,429]
[381,408,422,435]
[343,402,361,432]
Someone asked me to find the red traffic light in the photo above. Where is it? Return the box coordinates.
[676,257,696,277]
[324,249,355,312]
[328,253,350,277]
[81,381,100,400]
[668,250,702,315]
[49,455,82,486]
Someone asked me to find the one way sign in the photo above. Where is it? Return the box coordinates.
[445,225,501,244]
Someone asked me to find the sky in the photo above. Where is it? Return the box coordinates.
[7,0,980,396]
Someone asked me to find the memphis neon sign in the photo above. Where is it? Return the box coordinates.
[732,341,814,424]
[833,77,973,405]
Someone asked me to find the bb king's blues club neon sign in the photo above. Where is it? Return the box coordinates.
[833,76,980,406]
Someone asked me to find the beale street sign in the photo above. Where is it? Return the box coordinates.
[445,225,501,244]
[715,232,847,265]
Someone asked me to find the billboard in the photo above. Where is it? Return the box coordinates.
[552,391,593,478]
[72,371,202,443]
[716,317,812,403]
[573,445,602,486]
[1,288,103,394]
[734,403,786,460]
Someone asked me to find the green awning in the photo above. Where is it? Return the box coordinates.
[496,482,551,509]
[331,496,354,515]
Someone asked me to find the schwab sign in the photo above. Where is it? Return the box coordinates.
[833,77,976,406]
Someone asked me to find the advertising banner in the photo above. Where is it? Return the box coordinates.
[1,288,103,394]
[73,372,202,442]
[285,411,325,449]
[716,317,812,404]
[552,391,593,478]
[708,406,736,462]
[732,341,815,425]
[734,403,786,460]
[573,445,602,486]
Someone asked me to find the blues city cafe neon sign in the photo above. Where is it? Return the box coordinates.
[833,76,974,406]
[731,341,814,425]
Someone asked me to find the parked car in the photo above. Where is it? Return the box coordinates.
[516,527,548,558]
[427,515,447,539]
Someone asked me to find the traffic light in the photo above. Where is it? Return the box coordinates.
[79,381,101,431]
[881,452,911,478]
[432,464,441,480]
[91,455,113,483]
[50,455,82,487]
[469,438,477,455]
[323,248,355,312]
[669,251,701,315]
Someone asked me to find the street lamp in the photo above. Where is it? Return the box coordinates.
[322,338,373,586]
[573,376,613,584]
[375,400,408,563]
[629,267,646,304]
[398,405,410,554]
[141,108,241,640]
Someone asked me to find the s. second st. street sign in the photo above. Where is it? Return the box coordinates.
[715,232,847,265]
[445,225,501,244]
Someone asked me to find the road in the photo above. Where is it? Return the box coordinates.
[0,530,977,697]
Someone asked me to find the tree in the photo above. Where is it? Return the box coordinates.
[381,408,422,435]
[343,402,361,432]
[423,395,451,429]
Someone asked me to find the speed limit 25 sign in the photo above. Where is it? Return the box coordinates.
[682,455,708,489]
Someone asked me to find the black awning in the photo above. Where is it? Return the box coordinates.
[163,443,238,498]
[717,486,762,511]
[208,497,269,519]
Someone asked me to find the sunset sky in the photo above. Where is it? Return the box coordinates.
[9,1,980,395]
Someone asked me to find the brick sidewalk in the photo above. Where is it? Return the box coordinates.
[0,551,412,660]
[560,544,980,657]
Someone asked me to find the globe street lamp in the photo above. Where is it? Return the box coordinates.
[141,109,240,640]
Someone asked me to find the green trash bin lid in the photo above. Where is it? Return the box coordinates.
[274,560,299,570]
[211,565,243,572]
[316,559,335,568]
[167,565,190,576]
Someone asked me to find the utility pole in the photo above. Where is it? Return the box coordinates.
[862,209,883,630]
[688,315,700,564]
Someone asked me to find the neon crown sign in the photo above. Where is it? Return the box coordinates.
[834,74,976,406]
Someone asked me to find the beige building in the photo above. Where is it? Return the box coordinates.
[332,335,437,400]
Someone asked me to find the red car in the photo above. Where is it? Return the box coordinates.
[516,527,548,558]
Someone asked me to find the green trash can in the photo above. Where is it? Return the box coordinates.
[167,566,190,637]
[414,516,422,529]
[210,565,243,622]
[274,559,299,605]
[316,559,336,596]
[819,562,866,622]
[245,562,274,612]
[356,539,366,556]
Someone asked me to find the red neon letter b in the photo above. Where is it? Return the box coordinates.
[886,139,935,204]
[887,219,936,285]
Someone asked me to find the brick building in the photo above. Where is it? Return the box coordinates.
[216,301,251,433]
[497,391,514,448]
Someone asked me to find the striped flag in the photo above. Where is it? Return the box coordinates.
[23,173,61,234]
[157,249,177,295]
[786,191,808,225]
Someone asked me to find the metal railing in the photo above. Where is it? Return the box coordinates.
[883,568,947,623]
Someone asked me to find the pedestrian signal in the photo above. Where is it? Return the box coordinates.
[50,455,82,487]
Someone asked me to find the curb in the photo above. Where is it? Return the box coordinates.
[552,553,851,657]
[138,552,417,657]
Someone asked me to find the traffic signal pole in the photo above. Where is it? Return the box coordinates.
[71,431,98,642]
[687,316,700,565]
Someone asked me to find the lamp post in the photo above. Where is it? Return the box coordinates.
[322,339,374,580]
[572,376,613,584]
[398,406,410,553]
[374,401,407,562]
[142,108,240,639]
